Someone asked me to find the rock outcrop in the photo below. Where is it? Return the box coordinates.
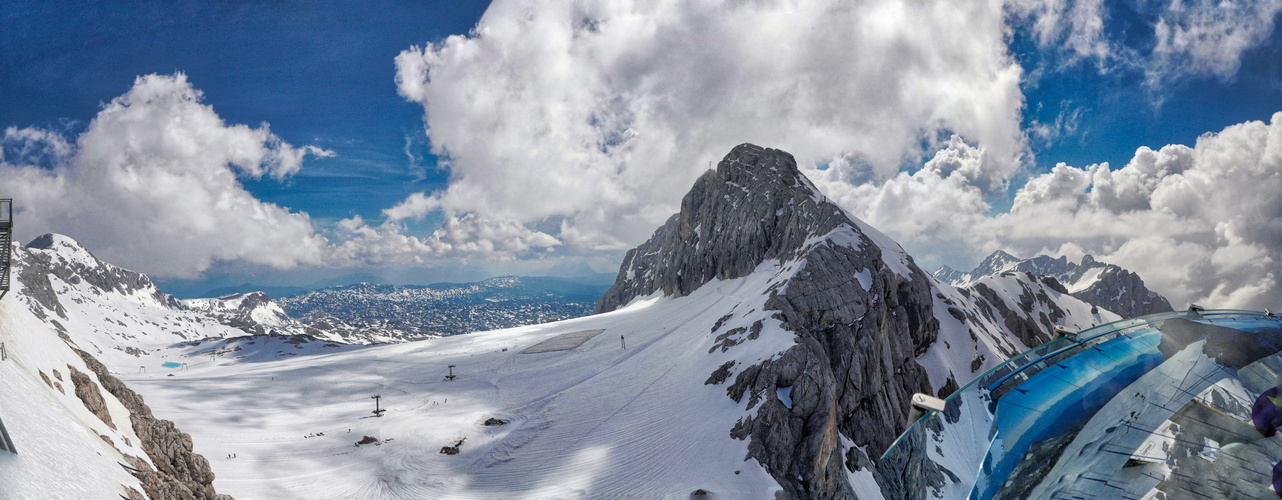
[73,348,232,500]
[597,143,939,498]
[68,365,116,430]
[1069,263,1173,318]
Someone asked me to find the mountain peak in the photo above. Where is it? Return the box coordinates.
[976,249,1021,272]
[596,143,850,312]
[935,249,1173,318]
[18,232,177,311]
[26,233,101,267]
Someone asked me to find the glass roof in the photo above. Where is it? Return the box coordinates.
[878,309,1282,500]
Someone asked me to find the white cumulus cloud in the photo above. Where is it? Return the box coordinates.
[1010,0,1282,90]
[825,115,1282,310]
[394,0,1027,253]
[1149,0,1282,86]
[0,73,332,278]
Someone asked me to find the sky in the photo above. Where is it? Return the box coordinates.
[2,0,1281,309]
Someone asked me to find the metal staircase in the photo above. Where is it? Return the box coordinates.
[0,198,10,300]
[0,200,11,454]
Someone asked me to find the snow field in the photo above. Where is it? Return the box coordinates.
[121,267,801,499]
[0,276,150,499]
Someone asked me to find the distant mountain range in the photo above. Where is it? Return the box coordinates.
[275,276,614,341]
[935,250,1174,318]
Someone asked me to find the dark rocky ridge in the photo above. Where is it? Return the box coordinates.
[597,143,940,498]
[1070,264,1173,318]
[597,144,852,313]
[969,273,1068,349]
[936,251,1174,318]
[73,348,231,500]
[26,234,183,309]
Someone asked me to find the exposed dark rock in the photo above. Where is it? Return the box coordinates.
[705,361,736,385]
[600,143,938,498]
[16,249,68,320]
[936,375,959,399]
[596,144,862,314]
[872,420,953,500]
[1071,265,1173,318]
[72,348,230,500]
[26,234,175,308]
[971,283,1052,349]
[935,250,1173,319]
[970,354,986,373]
[711,313,733,333]
[68,365,116,430]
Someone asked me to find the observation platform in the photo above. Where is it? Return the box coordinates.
[878,309,1282,499]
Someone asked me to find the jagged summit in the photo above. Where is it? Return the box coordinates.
[937,250,1174,318]
[596,142,951,497]
[588,143,1122,498]
[596,142,914,313]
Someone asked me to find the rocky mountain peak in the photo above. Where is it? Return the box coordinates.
[27,233,100,265]
[977,249,1019,272]
[596,143,854,312]
[936,250,1173,318]
[596,143,946,498]
[19,233,179,312]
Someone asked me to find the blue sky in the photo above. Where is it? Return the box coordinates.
[3,1,1281,308]
[2,1,486,224]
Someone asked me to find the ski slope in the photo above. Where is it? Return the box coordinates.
[120,268,800,499]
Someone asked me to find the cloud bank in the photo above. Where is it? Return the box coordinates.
[5,1,1279,312]
[394,0,1027,252]
[1,73,332,278]
[817,114,1282,310]
[389,0,1282,309]
[1010,0,1282,90]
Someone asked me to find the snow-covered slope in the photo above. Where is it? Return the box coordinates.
[0,253,230,499]
[183,292,295,330]
[594,144,1116,497]
[10,234,384,370]
[10,143,1122,498]
[936,251,1174,318]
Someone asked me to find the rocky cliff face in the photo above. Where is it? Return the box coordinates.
[598,144,942,498]
[1069,263,1173,318]
[597,143,1118,498]
[936,251,1174,318]
[596,144,860,313]
[74,348,232,500]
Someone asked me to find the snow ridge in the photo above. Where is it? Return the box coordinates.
[935,251,1174,318]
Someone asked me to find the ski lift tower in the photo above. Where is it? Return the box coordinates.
[0,199,11,301]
